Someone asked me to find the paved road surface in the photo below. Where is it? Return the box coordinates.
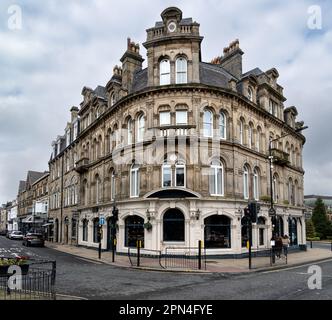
[1,236,331,300]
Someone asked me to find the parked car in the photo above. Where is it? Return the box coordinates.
[6,231,12,238]
[8,231,24,240]
[23,233,45,247]
[0,230,7,236]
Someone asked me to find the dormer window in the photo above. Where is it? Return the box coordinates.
[73,122,78,140]
[111,93,116,106]
[66,130,71,147]
[160,60,170,85]
[248,87,254,102]
[176,57,187,84]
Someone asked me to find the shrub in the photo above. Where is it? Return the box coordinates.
[307,237,320,241]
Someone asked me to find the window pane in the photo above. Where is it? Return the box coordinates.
[176,58,187,84]
[176,167,185,187]
[131,171,136,197]
[176,111,188,124]
[163,210,185,242]
[163,166,172,187]
[160,60,170,85]
[217,168,223,195]
[209,168,216,195]
[160,112,171,126]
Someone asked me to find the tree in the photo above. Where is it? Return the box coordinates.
[306,219,316,238]
[312,198,331,239]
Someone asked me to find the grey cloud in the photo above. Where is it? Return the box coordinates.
[0,0,331,203]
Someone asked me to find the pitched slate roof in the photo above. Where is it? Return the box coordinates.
[27,171,45,186]
[242,68,264,78]
[132,68,148,93]
[94,86,108,100]
[200,62,237,88]
[18,181,26,194]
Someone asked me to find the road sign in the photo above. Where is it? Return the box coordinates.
[269,208,276,217]
[99,217,105,226]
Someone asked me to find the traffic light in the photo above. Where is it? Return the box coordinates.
[249,201,258,223]
[244,207,250,217]
[112,207,119,222]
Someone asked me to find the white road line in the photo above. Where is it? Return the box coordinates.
[76,257,103,265]
[262,259,332,274]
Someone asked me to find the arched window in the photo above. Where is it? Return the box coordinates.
[82,220,88,242]
[248,123,254,149]
[253,168,259,201]
[82,180,88,205]
[210,160,224,196]
[273,174,279,203]
[137,114,145,142]
[256,127,262,152]
[163,209,185,242]
[130,164,140,198]
[175,160,186,187]
[248,86,254,102]
[162,161,172,187]
[288,178,294,205]
[111,171,116,201]
[239,119,244,145]
[176,57,188,84]
[95,175,102,204]
[127,118,133,145]
[160,59,170,85]
[93,218,99,243]
[219,112,226,140]
[203,109,213,138]
[288,217,298,246]
[204,215,231,249]
[243,165,249,200]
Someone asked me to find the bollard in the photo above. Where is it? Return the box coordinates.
[331,241,332,252]
[137,240,141,267]
[311,241,313,249]
[198,240,202,270]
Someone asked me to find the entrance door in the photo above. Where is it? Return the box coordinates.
[125,216,144,248]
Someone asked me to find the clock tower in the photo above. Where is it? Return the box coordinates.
[143,7,203,87]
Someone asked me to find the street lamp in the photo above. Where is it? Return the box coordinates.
[269,125,308,264]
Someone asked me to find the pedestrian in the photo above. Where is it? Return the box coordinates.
[282,235,290,257]
[275,237,283,258]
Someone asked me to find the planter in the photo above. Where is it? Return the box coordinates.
[0,264,29,276]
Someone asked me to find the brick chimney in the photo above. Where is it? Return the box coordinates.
[219,39,244,79]
[120,38,144,93]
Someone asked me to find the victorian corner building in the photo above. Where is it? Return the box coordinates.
[47,7,307,255]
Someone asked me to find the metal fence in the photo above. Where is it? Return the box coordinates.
[128,248,164,269]
[164,247,207,270]
[0,260,56,300]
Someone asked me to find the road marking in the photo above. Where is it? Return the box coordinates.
[262,258,332,274]
[76,257,103,265]
[56,293,88,300]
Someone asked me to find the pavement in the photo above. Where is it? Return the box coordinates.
[45,241,332,274]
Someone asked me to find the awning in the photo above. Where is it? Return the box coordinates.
[42,223,53,227]
[22,216,33,223]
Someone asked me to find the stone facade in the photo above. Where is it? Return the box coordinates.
[48,7,307,255]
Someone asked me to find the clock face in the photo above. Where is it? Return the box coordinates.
[168,22,177,33]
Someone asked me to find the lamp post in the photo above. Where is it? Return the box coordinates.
[269,126,308,264]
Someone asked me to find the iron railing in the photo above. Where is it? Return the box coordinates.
[164,247,207,270]
[0,260,56,300]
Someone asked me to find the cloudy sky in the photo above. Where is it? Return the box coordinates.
[0,0,331,204]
